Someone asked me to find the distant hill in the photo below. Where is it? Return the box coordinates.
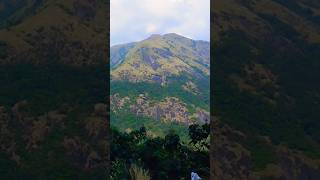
[0,0,108,65]
[0,0,44,29]
[212,0,320,179]
[0,0,109,178]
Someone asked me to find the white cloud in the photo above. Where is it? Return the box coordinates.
[111,0,210,45]
[146,24,158,33]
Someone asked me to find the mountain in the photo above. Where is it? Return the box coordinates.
[0,0,108,178]
[212,0,320,179]
[0,0,44,29]
[110,34,210,138]
[0,0,108,65]
[111,33,209,84]
[110,34,210,179]
[110,42,136,69]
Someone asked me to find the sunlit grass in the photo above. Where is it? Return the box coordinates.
[129,164,151,180]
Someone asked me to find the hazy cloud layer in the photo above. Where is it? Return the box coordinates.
[111,0,210,46]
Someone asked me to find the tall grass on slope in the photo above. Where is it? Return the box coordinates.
[129,164,151,180]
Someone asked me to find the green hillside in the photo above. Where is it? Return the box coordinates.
[110,34,210,138]
[213,0,320,179]
[110,34,210,179]
[0,0,109,178]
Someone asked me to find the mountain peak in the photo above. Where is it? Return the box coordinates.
[163,33,186,38]
[148,34,162,39]
[147,33,190,41]
[111,34,210,83]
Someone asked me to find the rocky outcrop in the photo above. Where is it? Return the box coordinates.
[129,94,191,124]
[26,118,50,150]
[0,106,17,163]
[212,120,251,180]
[212,120,320,180]
[111,93,209,125]
[0,101,108,173]
[182,81,199,95]
[110,93,130,112]
[196,109,210,124]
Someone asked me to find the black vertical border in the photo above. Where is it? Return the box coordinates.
[210,0,214,179]
[106,0,111,178]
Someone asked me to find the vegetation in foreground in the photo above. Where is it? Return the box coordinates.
[111,123,210,180]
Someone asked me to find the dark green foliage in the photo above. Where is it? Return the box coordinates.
[257,13,302,43]
[188,124,210,150]
[0,41,8,59]
[111,125,209,179]
[0,63,107,179]
[110,159,131,179]
[110,76,209,111]
[214,27,320,171]
[272,0,320,24]
[243,136,278,171]
[164,132,181,151]
[0,63,107,115]
[0,153,28,179]
[111,110,190,141]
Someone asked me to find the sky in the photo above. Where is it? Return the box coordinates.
[110,0,210,46]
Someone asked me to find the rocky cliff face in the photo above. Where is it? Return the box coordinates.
[111,93,209,125]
